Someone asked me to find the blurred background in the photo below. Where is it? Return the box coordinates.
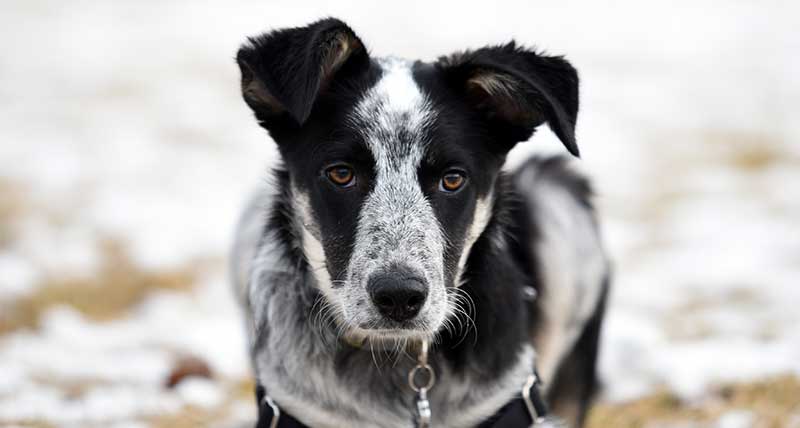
[1,1,798,427]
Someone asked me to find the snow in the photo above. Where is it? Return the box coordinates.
[1,0,799,425]
[0,275,250,424]
[175,379,225,409]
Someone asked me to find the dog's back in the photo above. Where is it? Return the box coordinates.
[512,156,610,425]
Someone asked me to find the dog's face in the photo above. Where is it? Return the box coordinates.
[238,19,579,341]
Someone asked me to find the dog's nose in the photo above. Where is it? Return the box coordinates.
[367,273,428,322]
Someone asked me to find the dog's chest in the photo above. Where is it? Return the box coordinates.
[253,336,535,428]
[246,230,536,427]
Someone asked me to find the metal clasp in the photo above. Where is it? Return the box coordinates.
[262,395,281,428]
[408,340,436,427]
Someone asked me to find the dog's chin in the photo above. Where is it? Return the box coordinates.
[342,316,441,345]
[356,327,428,340]
[343,327,432,351]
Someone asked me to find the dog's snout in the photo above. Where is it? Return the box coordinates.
[367,273,427,322]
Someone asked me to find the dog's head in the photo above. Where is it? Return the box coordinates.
[237,18,579,342]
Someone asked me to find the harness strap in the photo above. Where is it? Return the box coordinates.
[477,372,550,427]
[255,385,306,428]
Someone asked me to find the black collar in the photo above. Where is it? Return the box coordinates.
[254,373,552,428]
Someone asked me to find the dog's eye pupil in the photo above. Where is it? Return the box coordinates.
[440,172,465,192]
[327,165,354,186]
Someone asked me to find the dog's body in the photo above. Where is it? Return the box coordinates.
[231,19,610,427]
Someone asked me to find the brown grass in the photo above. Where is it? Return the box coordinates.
[664,288,763,341]
[2,423,55,428]
[0,240,201,335]
[149,406,223,428]
[149,377,255,428]
[587,375,800,428]
[0,178,28,247]
[704,132,793,172]
[659,131,796,173]
[0,377,253,428]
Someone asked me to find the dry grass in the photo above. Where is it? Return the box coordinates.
[0,240,201,335]
[2,423,55,428]
[0,377,253,428]
[703,132,794,172]
[149,377,255,428]
[0,178,28,247]
[664,288,763,341]
[149,406,225,428]
[587,375,800,428]
[659,131,796,173]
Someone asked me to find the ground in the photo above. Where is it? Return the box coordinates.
[1,1,799,427]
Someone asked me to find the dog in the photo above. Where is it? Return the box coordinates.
[230,18,610,427]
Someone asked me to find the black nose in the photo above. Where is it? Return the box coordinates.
[367,273,428,322]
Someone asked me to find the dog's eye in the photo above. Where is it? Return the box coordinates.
[440,170,466,192]
[326,165,355,187]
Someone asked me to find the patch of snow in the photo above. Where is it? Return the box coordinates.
[176,378,224,409]
[716,410,755,428]
[0,251,39,299]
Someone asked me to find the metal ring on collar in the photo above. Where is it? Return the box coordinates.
[408,363,436,392]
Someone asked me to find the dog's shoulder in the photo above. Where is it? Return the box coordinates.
[510,155,610,379]
[512,155,593,212]
[511,155,601,258]
[229,179,279,307]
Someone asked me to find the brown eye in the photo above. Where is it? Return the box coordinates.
[440,171,466,192]
[326,165,355,187]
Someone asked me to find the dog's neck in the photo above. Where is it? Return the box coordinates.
[248,171,540,427]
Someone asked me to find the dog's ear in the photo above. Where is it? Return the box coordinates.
[237,18,368,129]
[436,42,580,156]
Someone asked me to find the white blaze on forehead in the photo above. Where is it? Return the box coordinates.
[373,57,425,112]
[352,57,435,163]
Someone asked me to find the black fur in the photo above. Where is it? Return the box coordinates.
[436,43,580,156]
[237,18,370,126]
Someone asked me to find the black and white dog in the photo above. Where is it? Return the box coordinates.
[231,18,610,428]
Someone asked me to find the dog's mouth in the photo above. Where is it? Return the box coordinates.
[335,295,451,345]
[315,285,466,352]
[355,319,432,337]
[343,324,437,349]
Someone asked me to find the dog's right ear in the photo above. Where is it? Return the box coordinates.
[237,18,368,129]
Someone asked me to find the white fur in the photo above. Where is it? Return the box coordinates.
[293,188,340,306]
[439,345,536,427]
[455,194,494,286]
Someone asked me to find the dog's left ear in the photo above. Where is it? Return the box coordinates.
[437,42,580,156]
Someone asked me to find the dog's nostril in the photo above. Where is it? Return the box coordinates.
[367,273,428,322]
[375,294,395,310]
[406,294,423,311]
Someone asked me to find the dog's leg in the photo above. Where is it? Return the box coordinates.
[545,275,609,427]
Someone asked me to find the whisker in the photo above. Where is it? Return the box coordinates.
[445,287,477,347]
